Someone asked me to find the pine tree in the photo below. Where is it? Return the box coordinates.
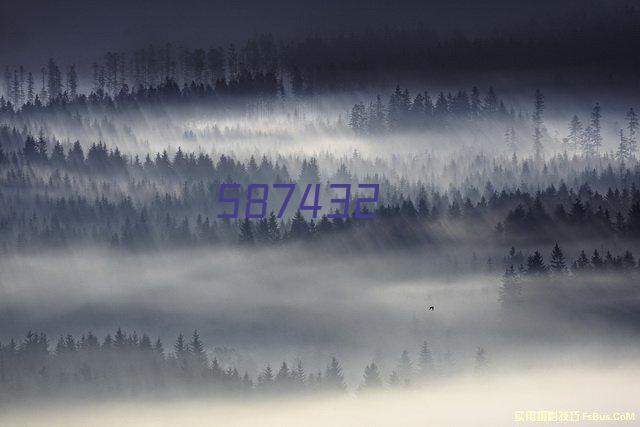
[617,129,631,161]
[622,251,635,270]
[360,362,382,390]
[289,210,309,239]
[626,108,638,154]
[242,372,253,390]
[505,127,517,151]
[153,338,164,355]
[549,242,567,273]
[526,250,548,274]
[614,211,625,233]
[396,350,413,385]
[324,357,346,391]
[266,211,280,241]
[11,70,19,106]
[255,218,270,243]
[189,330,207,370]
[567,115,583,153]
[174,333,188,358]
[239,218,254,244]
[35,133,48,160]
[258,364,274,389]
[532,89,545,160]
[139,334,152,352]
[291,360,306,388]
[22,136,39,161]
[499,265,522,307]
[349,102,367,134]
[584,103,603,154]
[26,72,34,104]
[366,95,386,133]
[591,250,604,270]
[51,141,65,165]
[66,65,78,98]
[574,250,590,270]
[210,357,223,379]
[46,58,62,99]
[483,87,499,116]
[276,361,291,389]
[18,66,25,105]
[39,67,48,102]
[418,341,434,377]
[467,86,479,117]
[55,336,66,355]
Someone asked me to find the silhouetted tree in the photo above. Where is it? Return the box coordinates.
[549,243,567,273]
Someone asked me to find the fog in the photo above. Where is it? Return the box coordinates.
[3,13,640,424]
[6,88,638,157]
[1,246,639,390]
[2,365,638,427]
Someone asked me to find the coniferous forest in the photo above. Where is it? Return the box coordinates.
[2,1,640,425]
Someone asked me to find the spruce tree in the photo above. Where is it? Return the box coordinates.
[324,357,346,391]
[360,362,382,390]
[549,243,567,273]
[574,250,590,270]
[526,251,548,274]
[567,115,583,152]
[585,103,603,154]
[289,210,309,239]
[532,89,545,160]
[499,265,522,308]
[627,108,638,154]
[276,361,291,386]
[590,250,603,270]
[258,364,274,389]
[291,360,306,388]
[418,341,434,377]
[396,350,413,385]
[617,129,631,161]
[239,218,254,244]
[189,330,207,370]
[174,333,188,360]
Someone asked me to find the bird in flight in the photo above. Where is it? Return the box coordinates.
[428,306,435,311]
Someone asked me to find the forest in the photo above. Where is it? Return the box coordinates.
[0,328,446,400]
[1,6,640,422]
[1,115,640,254]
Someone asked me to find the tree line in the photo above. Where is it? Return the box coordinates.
[4,7,640,104]
[348,85,514,135]
[499,243,640,314]
[2,132,640,252]
[0,328,467,401]
[350,87,639,164]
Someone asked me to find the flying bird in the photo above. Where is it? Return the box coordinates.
[428,306,435,311]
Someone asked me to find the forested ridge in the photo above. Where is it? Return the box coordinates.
[0,328,447,400]
[2,125,640,253]
[1,240,638,401]
[3,6,640,108]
